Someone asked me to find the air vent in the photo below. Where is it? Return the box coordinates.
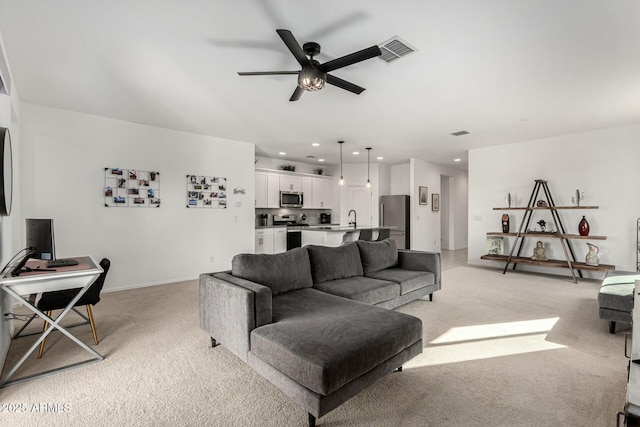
[378,36,416,64]
[450,130,470,136]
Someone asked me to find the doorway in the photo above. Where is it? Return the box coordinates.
[347,186,372,227]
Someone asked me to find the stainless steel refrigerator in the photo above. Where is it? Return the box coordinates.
[380,195,410,249]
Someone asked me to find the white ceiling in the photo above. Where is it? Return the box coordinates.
[1,0,639,170]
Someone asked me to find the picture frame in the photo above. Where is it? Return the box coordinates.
[419,186,428,205]
[432,193,440,211]
[486,236,504,255]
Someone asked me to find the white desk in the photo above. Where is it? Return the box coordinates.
[0,256,104,387]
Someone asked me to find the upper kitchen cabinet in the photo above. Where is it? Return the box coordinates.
[255,170,280,208]
[302,177,313,209]
[312,178,332,209]
[279,174,302,192]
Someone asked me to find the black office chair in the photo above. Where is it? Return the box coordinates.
[376,228,390,241]
[37,258,111,358]
[358,229,373,241]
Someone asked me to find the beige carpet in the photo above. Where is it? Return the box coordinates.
[0,266,627,426]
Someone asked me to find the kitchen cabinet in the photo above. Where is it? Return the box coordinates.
[267,173,280,208]
[255,229,274,254]
[273,228,287,253]
[256,171,280,208]
[302,177,313,208]
[279,174,302,192]
[255,172,267,207]
[255,228,287,254]
[312,178,332,209]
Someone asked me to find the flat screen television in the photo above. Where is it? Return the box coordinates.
[25,218,55,260]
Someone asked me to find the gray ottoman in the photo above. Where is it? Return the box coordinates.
[598,271,640,334]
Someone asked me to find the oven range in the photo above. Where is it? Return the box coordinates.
[273,215,307,249]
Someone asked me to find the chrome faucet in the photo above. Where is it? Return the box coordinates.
[348,209,357,229]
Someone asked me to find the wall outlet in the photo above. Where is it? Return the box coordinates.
[209,256,215,263]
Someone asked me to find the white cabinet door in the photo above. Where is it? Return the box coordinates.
[302,177,313,208]
[267,173,280,208]
[255,171,267,207]
[273,228,287,253]
[279,175,302,192]
[255,229,275,254]
[312,178,332,208]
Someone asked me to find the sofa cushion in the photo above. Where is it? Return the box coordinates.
[232,248,312,295]
[250,288,422,396]
[313,276,400,305]
[356,239,398,273]
[305,243,363,284]
[365,268,435,295]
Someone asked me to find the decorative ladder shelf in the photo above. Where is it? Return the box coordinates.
[480,179,614,282]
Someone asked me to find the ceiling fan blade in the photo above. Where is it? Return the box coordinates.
[289,86,305,102]
[276,29,311,67]
[319,45,382,73]
[238,71,299,76]
[326,74,365,94]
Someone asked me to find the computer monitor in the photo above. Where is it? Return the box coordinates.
[25,218,55,261]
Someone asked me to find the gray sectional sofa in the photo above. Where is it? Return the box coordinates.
[199,239,441,426]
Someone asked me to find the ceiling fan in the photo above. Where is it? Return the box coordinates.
[238,29,382,101]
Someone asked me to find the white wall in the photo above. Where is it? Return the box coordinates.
[0,29,21,371]
[468,124,640,277]
[410,158,442,251]
[20,104,255,291]
[390,163,410,194]
[389,160,468,252]
[338,163,383,227]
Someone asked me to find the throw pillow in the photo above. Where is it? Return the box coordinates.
[306,242,363,283]
[232,247,313,295]
[356,239,398,273]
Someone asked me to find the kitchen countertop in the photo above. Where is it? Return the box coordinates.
[255,225,287,229]
[304,225,393,232]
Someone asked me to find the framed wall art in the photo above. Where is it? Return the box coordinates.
[186,175,227,208]
[486,236,504,255]
[432,193,440,211]
[105,168,160,207]
[419,186,428,205]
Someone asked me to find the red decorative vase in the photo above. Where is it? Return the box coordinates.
[578,216,590,236]
[501,214,510,233]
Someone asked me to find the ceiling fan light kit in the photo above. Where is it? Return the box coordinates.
[238,29,381,101]
[298,67,326,91]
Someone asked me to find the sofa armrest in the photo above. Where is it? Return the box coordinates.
[199,271,272,362]
[397,250,441,286]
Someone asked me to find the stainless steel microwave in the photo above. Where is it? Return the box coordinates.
[280,191,303,208]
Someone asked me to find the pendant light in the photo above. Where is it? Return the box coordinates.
[338,141,345,186]
[365,147,372,188]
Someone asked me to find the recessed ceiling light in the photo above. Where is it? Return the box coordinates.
[377,156,383,160]
[454,158,461,162]
[312,143,320,147]
[279,152,286,155]
[352,151,360,155]
[318,159,325,162]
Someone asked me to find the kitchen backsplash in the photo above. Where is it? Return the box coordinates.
[256,208,332,227]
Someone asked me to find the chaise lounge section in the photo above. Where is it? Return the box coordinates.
[200,239,441,426]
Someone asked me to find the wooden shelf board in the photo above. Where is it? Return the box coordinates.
[493,206,599,210]
[486,232,606,240]
[480,254,615,271]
